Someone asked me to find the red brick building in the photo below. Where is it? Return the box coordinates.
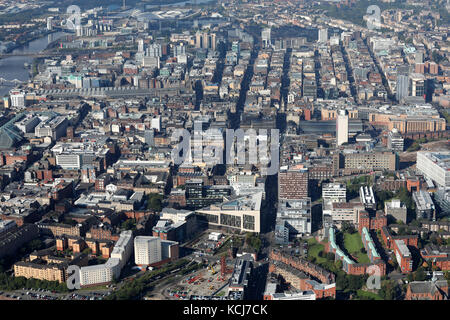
[405,279,448,300]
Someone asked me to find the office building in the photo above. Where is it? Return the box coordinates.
[329,202,365,227]
[412,190,435,220]
[396,74,409,102]
[278,167,309,200]
[416,152,450,189]
[277,198,312,237]
[196,192,263,233]
[34,116,68,140]
[344,152,398,171]
[322,183,346,215]
[387,129,404,152]
[409,73,425,97]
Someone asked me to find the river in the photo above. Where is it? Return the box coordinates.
[0,31,67,96]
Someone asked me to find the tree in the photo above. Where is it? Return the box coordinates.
[121,219,136,231]
[379,280,400,300]
[347,275,366,291]
[444,271,450,285]
[414,268,427,281]
[147,193,163,211]
[342,221,356,234]
[336,273,348,291]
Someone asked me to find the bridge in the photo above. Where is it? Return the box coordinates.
[0,78,26,84]
[0,51,59,58]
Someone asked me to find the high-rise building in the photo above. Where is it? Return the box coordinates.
[409,73,425,97]
[412,190,435,220]
[277,198,312,236]
[336,110,348,146]
[144,129,154,146]
[134,236,161,266]
[173,43,186,57]
[262,28,271,48]
[195,32,216,50]
[146,43,162,58]
[138,39,145,53]
[232,41,240,54]
[47,17,53,31]
[387,128,404,152]
[318,28,328,43]
[396,74,409,102]
[278,167,309,200]
[195,31,203,48]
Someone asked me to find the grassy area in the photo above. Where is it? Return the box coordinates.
[216,291,226,297]
[356,290,382,300]
[343,232,370,264]
[307,238,327,264]
[77,284,108,292]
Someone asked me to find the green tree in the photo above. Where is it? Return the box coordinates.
[121,219,136,231]
[146,193,163,211]
[379,280,400,300]
[414,268,427,281]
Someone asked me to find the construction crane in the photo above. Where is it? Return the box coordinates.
[207,264,217,275]
[220,255,232,278]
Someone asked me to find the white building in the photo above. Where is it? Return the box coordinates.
[80,231,133,286]
[196,192,263,233]
[322,183,346,215]
[322,183,346,203]
[134,236,178,266]
[47,17,53,31]
[416,151,450,189]
[262,28,271,48]
[56,154,81,170]
[336,110,348,146]
[34,116,68,140]
[134,236,161,266]
[318,28,328,43]
[138,39,145,52]
[10,91,25,108]
[359,186,376,209]
[151,116,161,132]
